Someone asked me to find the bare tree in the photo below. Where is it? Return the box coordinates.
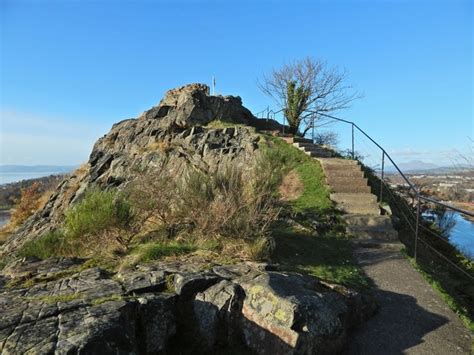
[259,57,360,135]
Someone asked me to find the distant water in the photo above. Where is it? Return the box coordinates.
[424,211,474,259]
[449,212,474,259]
[0,211,10,228]
[0,172,62,185]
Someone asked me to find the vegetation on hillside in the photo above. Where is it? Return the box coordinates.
[0,182,56,246]
[263,136,369,290]
[0,175,63,211]
[11,132,369,290]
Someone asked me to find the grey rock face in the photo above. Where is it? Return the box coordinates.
[240,272,350,354]
[193,280,246,349]
[0,258,376,354]
[143,83,254,128]
[173,272,222,299]
[1,83,260,256]
[0,260,176,354]
[116,267,166,295]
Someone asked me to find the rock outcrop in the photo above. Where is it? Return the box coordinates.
[0,258,376,354]
[0,84,377,353]
[1,84,259,255]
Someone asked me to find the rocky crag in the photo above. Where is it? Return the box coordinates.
[1,83,259,255]
[0,84,376,354]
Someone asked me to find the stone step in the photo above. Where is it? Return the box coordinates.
[305,150,333,158]
[326,176,369,187]
[320,162,361,171]
[300,146,331,153]
[293,142,316,148]
[346,227,399,241]
[331,183,371,193]
[280,137,313,144]
[335,204,380,215]
[324,169,365,178]
[319,158,358,165]
[342,214,393,228]
[330,194,380,215]
[294,142,334,151]
[330,193,378,205]
[284,137,312,144]
[347,223,396,233]
[350,239,403,250]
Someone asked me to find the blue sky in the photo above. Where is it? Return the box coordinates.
[1,0,472,166]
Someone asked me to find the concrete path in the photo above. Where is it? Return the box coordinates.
[347,244,472,354]
[284,137,472,353]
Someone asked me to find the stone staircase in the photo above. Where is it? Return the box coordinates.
[286,137,400,245]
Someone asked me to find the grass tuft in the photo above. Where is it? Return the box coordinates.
[25,292,84,304]
[132,241,197,263]
[19,230,72,259]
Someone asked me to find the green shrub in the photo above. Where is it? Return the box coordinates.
[65,189,133,242]
[19,230,71,259]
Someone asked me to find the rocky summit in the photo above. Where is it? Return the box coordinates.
[0,84,377,354]
[1,84,259,256]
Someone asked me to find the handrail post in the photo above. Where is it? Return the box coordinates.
[379,151,385,202]
[415,194,420,262]
[351,123,355,159]
[311,115,315,143]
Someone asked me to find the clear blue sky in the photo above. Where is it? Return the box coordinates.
[1,0,472,166]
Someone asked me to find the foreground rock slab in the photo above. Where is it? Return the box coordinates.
[0,258,376,354]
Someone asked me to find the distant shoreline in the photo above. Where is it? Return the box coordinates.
[452,202,474,222]
[0,209,11,229]
[0,172,69,186]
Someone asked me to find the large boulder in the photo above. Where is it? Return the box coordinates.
[141,83,254,128]
[238,272,367,354]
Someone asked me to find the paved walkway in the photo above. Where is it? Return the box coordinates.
[347,244,472,354]
[286,137,472,354]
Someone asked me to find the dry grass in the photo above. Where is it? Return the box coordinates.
[138,139,176,154]
[148,140,173,153]
[125,159,280,261]
[0,224,14,245]
[72,163,89,177]
[278,169,304,201]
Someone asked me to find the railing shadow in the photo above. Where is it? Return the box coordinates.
[346,288,449,354]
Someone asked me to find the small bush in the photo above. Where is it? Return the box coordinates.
[314,131,338,147]
[64,188,134,246]
[177,164,278,241]
[19,230,72,259]
[247,236,276,261]
[10,183,42,226]
[130,159,280,246]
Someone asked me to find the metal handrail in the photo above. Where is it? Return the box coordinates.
[418,195,474,217]
[255,106,474,267]
[312,111,418,194]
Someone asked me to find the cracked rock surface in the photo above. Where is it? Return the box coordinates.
[0,257,376,354]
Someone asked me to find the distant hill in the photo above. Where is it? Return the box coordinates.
[0,165,77,173]
[386,160,472,174]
